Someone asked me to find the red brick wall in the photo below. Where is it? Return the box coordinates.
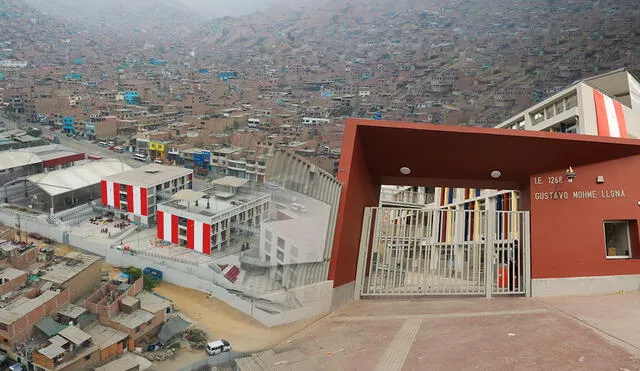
[10,248,37,269]
[5,288,70,347]
[63,259,101,303]
[0,272,27,296]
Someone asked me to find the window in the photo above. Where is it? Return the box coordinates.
[532,110,545,124]
[604,221,632,258]
[265,230,272,242]
[545,106,555,119]
[566,94,578,109]
[147,320,152,326]
[85,354,91,360]
[277,237,285,249]
[135,326,141,333]
[276,249,285,262]
[265,241,271,253]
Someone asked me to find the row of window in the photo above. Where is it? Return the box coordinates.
[531,93,578,125]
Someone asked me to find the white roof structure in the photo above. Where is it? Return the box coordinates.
[0,151,41,171]
[213,176,249,188]
[103,164,192,188]
[28,159,132,196]
[172,190,206,202]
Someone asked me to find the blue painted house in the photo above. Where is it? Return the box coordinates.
[216,71,237,81]
[63,116,75,134]
[149,58,166,66]
[123,91,140,104]
[64,73,82,80]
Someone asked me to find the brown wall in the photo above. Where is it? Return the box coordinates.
[530,155,640,279]
[32,350,55,370]
[104,310,164,342]
[11,247,37,269]
[64,259,101,303]
[0,272,27,296]
[0,288,70,350]
[99,339,127,362]
[95,117,118,139]
[59,347,101,371]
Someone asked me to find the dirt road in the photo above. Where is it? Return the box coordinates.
[153,282,319,353]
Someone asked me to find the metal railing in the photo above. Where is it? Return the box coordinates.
[379,189,435,206]
[356,207,530,298]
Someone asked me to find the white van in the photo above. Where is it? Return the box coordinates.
[134,153,147,161]
[206,340,231,355]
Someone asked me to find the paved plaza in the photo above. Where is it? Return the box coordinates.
[274,292,640,370]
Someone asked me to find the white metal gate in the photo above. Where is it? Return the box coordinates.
[355,207,530,298]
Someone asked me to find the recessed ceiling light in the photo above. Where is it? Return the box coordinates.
[490,170,502,179]
[400,167,411,175]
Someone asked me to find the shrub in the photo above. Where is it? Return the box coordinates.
[123,266,142,281]
[184,329,208,349]
[143,274,159,291]
[168,342,181,351]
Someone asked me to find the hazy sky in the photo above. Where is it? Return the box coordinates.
[179,0,280,17]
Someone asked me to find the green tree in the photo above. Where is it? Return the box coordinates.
[123,266,142,281]
[143,275,159,291]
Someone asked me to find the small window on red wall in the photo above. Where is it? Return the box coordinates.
[604,220,638,259]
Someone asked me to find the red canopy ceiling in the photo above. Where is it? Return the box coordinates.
[350,119,640,189]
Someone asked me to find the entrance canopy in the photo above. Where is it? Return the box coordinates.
[329,118,640,288]
[354,120,640,189]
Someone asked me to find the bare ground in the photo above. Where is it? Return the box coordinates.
[153,281,320,353]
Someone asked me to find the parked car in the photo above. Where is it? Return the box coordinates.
[28,232,44,240]
[206,340,231,355]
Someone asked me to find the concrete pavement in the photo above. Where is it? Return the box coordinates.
[274,295,640,370]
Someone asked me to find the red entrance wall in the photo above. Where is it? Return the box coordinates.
[329,125,380,287]
[530,154,640,279]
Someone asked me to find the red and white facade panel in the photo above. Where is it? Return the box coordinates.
[101,180,149,216]
[156,210,212,255]
[99,164,194,226]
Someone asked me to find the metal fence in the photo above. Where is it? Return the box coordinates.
[356,207,530,298]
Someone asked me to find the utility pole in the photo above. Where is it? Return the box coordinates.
[16,213,21,242]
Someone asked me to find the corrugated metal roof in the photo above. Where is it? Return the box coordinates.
[58,325,91,345]
[0,151,41,171]
[38,344,66,359]
[157,316,190,344]
[35,317,68,337]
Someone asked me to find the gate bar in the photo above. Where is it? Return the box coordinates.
[354,208,373,299]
